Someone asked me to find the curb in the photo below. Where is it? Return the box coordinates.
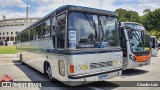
[0,54,17,58]
[0,63,21,66]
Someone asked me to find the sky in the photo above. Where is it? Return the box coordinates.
[0,0,160,19]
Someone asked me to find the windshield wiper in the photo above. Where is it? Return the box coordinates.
[132,30,144,48]
[141,31,149,49]
[99,15,111,41]
[84,14,97,41]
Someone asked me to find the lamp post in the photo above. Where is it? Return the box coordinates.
[63,0,64,5]
[26,0,29,18]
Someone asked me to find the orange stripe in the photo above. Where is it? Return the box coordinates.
[134,54,151,62]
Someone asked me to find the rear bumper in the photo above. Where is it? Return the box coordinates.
[68,68,122,79]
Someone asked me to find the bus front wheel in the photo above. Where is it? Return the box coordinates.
[46,63,53,80]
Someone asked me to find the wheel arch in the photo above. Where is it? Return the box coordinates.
[44,61,50,74]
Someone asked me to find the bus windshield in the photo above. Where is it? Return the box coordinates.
[127,30,150,52]
[124,23,150,53]
[68,12,119,49]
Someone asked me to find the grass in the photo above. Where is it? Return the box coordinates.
[0,46,16,54]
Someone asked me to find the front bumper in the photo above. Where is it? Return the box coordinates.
[66,68,122,86]
[68,68,122,79]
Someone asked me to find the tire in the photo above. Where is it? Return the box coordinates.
[46,64,53,80]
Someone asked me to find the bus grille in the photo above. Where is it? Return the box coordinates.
[98,62,106,68]
[90,63,97,69]
[106,61,113,67]
[90,61,113,69]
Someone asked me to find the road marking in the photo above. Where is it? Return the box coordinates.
[0,63,21,66]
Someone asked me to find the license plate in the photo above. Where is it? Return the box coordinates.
[99,74,108,81]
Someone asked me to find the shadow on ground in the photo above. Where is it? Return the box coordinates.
[122,69,149,76]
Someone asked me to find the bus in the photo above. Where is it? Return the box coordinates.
[158,41,160,50]
[119,22,151,70]
[151,36,159,56]
[16,5,123,86]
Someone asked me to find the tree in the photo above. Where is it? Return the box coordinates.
[116,8,160,40]
[141,9,160,39]
[115,9,140,23]
[141,9,160,31]
[143,9,151,14]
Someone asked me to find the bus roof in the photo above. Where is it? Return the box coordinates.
[18,5,117,35]
[151,36,156,38]
[120,22,146,31]
[121,22,143,26]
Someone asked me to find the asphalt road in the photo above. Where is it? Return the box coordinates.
[0,51,160,90]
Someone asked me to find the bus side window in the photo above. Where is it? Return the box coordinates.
[20,34,23,42]
[36,25,42,40]
[24,31,29,42]
[17,36,20,43]
[57,14,66,49]
[30,28,36,40]
[43,19,51,38]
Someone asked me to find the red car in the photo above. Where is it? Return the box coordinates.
[0,75,13,82]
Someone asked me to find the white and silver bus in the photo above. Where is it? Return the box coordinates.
[17,5,123,86]
[119,22,151,70]
[151,36,159,56]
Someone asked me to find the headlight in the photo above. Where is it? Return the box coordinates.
[114,60,122,66]
[114,60,118,66]
[75,65,81,72]
[74,64,88,73]
[82,65,87,70]
[118,60,122,65]
[129,54,136,61]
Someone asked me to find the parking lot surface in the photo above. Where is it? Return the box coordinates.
[0,52,160,90]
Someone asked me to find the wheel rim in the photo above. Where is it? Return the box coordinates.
[47,66,52,79]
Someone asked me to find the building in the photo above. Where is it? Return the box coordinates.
[0,17,39,43]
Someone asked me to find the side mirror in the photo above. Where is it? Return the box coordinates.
[158,43,160,47]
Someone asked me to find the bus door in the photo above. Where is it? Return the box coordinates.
[119,27,128,68]
[56,13,66,51]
